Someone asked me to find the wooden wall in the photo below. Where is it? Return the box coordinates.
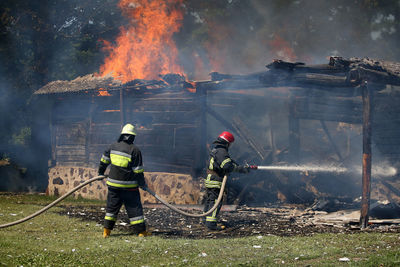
[373,92,400,165]
[50,90,202,175]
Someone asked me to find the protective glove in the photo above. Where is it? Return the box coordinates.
[236,165,250,173]
[138,177,147,188]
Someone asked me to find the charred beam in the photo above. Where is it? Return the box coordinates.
[232,116,268,161]
[320,120,344,162]
[360,81,373,229]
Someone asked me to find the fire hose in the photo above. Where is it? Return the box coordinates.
[0,174,228,228]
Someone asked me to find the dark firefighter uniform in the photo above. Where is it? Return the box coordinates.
[203,131,249,230]
[98,124,147,237]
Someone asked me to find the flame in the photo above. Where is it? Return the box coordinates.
[269,35,297,62]
[98,88,112,96]
[99,0,184,82]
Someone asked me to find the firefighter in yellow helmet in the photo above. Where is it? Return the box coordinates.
[98,123,150,237]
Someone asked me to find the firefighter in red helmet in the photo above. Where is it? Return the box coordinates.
[203,131,250,230]
[98,124,150,238]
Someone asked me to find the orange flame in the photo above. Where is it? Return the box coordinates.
[99,0,184,82]
[98,88,112,96]
[269,35,297,62]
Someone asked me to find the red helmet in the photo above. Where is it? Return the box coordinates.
[218,131,235,143]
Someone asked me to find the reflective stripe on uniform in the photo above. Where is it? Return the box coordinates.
[209,157,214,170]
[132,166,144,174]
[101,155,111,164]
[220,158,231,168]
[206,200,219,222]
[106,178,138,188]
[110,150,131,168]
[205,174,222,188]
[205,181,222,188]
[105,214,117,221]
[206,216,217,222]
[129,215,145,225]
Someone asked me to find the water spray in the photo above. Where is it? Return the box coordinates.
[249,164,397,177]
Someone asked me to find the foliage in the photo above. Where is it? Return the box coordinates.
[11,127,31,145]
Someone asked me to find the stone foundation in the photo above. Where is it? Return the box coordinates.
[46,166,202,204]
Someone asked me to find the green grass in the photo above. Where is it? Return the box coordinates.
[1,194,399,266]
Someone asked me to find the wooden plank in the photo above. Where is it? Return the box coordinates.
[295,100,362,115]
[373,140,400,147]
[129,98,199,112]
[374,144,400,153]
[56,145,86,156]
[125,110,201,124]
[54,123,87,145]
[92,111,121,123]
[295,111,362,124]
[292,73,350,87]
[305,97,362,109]
[53,99,91,117]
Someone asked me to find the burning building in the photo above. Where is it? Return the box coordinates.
[29,1,400,226]
[33,56,400,217]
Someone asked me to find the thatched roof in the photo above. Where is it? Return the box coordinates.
[34,74,122,95]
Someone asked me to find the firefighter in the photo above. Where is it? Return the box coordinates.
[98,123,150,238]
[203,131,250,230]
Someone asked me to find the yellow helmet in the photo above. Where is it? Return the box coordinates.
[121,123,137,136]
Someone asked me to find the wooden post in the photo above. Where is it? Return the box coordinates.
[360,81,372,228]
[288,95,300,163]
[194,84,207,177]
[49,98,56,166]
[119,88,125,127]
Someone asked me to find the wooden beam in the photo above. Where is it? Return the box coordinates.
[232,116,268,161]
[360,81,373,229]
[319,120,344,162]
[119,88,125,127]
[289,95,300,163]
[196,86,208,177]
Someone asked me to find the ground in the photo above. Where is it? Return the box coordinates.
[60,204,400,239]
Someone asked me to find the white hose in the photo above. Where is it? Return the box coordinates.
[0,174,228,228]
[0,175,106,229]
[142,175,227,217]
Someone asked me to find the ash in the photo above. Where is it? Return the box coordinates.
[60,204,400,238]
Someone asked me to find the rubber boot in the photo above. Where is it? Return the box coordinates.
[103,228,111,238]
[138,231,151,237]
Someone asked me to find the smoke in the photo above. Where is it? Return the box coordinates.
[2,0,399,202]
[177,0,400,78]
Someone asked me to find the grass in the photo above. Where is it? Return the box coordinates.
[0,194,399,266]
